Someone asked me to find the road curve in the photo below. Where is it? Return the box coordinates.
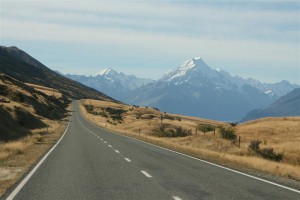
[5,101,300,200]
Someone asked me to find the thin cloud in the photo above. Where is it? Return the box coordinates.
[1,0,299,83]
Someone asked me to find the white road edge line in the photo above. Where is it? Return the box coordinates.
[6,122,71,200]
[172,196,182,200]
[115,150,120,153]
[76,101,300,194]
[141,170,152,178]
[125,158,131,162]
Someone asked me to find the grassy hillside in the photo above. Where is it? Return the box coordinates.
[0,73,70,140]
[0,46,114,101]
[79,99,300,182]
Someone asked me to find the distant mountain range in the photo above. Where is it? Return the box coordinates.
[65,57,298,121]
[66,68,153,101]
[241,88,300,122]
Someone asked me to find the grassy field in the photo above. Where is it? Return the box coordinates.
[79,99,300,182]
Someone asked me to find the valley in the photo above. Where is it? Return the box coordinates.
[66,58,299,122]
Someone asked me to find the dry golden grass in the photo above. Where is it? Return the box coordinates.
[79,99,300,181]
[237,117,300,165]
[25,83,62,98]
[0,137,32,159]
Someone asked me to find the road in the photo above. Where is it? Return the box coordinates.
[6,101,300,199]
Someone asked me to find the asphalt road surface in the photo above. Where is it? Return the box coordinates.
[6,101,300,199]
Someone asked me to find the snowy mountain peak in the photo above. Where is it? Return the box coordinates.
[95,68,119,76]
[179,57,208,71]
[162,57,214,82]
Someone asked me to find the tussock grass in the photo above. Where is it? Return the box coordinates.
[79,99,300,181]
[0,137,32,159]
[25,83,62,98]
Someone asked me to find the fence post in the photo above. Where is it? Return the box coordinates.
[238,136,241,147]
[214,126,216,135]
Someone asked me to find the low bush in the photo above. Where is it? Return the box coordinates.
[152,126,192,137]
[248,140,283,162]
[198,124,214,134]
[259,148,283,162]
[84,105,94,112]
[219,126,237,140]
[248,139,261,152]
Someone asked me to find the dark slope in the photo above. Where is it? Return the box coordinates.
[0,46,114,101]
[0,74,69,140]
[241,88,300,122]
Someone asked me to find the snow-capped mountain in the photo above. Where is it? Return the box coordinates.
[65,68,154,101]
[161,57,245,90]
[65,58,297,121]
[160,57,297,98]
[94,68,154,90]
[125,57,298,121]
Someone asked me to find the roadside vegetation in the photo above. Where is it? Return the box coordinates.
[80,99,300,182]
[0,75,71,197]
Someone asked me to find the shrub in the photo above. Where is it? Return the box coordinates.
[248,139,283,162]
[152,126,191,137]
[259,148,283,162]
[198,124,214,133]
[249,140,261,152]
[219,126,237,140]
[105,107,126,115]
[84,105,94,112]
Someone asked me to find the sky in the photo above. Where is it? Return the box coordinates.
[0,0,299,84]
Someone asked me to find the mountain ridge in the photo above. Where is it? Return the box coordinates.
[0,45,114,101]
[66,68,154,100]
[241,88,300,122]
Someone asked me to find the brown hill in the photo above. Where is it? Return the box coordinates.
[0,46,114,101]
[0,74,70,140]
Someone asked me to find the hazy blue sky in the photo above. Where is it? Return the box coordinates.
[1,0,299,84]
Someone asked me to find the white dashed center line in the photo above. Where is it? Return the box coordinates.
[141,170,152,178]
[108,145,112,148]
[172,196,182,200]
[124,158,131,162]
[104,141,107,144]
[115,150,120,153]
